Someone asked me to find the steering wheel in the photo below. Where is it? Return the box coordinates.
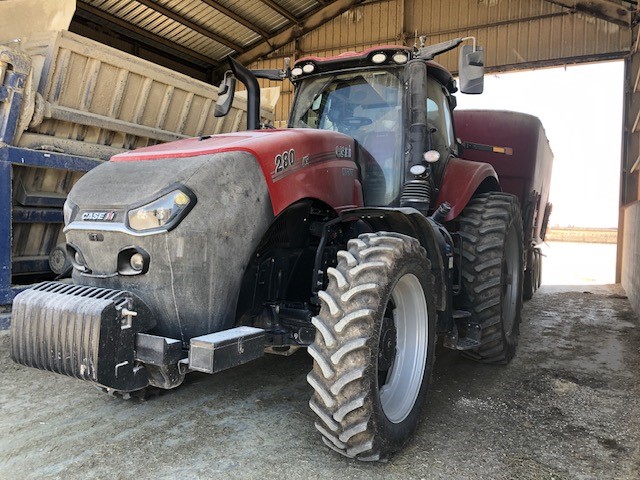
[341,116,373,128]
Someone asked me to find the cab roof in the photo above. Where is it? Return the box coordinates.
[293,45,454,91]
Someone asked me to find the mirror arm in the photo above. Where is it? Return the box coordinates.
[250,58,292,81]
[417,37,463,60]
[460,36,477,52]
[251,69,289,81]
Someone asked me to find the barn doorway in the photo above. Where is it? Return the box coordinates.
[457,61,624,286]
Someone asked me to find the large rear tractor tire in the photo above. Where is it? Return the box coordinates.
[307,232,436,461]
[457,192,524,364]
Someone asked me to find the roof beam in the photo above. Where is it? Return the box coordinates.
[135,0,244,52]
[75,2,218,67]
[199,0,270,38]
[232,0,365,69]
[543,0,632,27]
[259,0,303,26]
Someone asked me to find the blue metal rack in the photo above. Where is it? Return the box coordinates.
[0,146,101,305]
[0,47,103,307]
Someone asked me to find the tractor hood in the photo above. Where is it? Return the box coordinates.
[110,129,347,163]
[64,149,274,343]
[110,129,361,215]
[62,129,360,342]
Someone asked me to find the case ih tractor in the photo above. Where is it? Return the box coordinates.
[9,37,550,461]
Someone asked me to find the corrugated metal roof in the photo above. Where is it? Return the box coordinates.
[278,0,318,18]
[75,0,339,68]
[73,0,634,84]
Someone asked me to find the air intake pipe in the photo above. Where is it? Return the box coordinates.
[228,57,260,130]
[401,59,431,215]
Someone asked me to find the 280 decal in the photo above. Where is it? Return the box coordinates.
[274,149,295,173]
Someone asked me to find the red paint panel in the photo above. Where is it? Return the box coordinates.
[111,129,363,216]
[453,110,552,208]
[436,158,498,221]
[453,110,554,243]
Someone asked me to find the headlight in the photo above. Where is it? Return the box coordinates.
[128,189,195,232]
[63,199,74,225]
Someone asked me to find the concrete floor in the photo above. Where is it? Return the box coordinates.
[1,279,638,479]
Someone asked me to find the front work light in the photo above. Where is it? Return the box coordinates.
[371,53,387,64]
[128,189,194,232]
[392,52,409,64]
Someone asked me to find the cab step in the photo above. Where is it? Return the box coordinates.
[443,310,481,351]
[455,337,481,350]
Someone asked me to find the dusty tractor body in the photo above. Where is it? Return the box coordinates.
[10,38,549,460]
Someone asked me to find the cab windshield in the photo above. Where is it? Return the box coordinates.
[289,69,404,206]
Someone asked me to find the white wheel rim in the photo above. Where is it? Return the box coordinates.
[379,273,429,424]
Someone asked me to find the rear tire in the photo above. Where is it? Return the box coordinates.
[457,192,524,364]
[523,247,541,301]
[307,232,436,461]
[535,248,543,289]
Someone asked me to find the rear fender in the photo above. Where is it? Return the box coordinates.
[338,207,450,315]
[436,158,500,221]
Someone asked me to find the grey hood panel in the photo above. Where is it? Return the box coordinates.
[68,156,207,208]
[66,151,273,343]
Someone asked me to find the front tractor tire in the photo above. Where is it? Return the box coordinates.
[458,192,524,364]
[307,232,436,461]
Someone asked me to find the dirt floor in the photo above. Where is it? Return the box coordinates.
[0,280,638,480]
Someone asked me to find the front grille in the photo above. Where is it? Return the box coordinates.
[10,282,154,390]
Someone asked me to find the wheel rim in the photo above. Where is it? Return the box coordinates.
[379,273,428,424]
[502,224,521,336]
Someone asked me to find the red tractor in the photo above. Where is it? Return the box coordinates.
[10,38,534,461]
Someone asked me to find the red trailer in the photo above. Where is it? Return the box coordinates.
[454,109,554,298]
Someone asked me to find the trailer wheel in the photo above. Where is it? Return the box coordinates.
[458,192,524,364]
[535,249,543,289]
[307,232,436,461]
[524,247,542,300]
[523,252,535,301]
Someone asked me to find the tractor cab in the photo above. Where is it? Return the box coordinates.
[215,38,484,214]
[289,59,406,205]
[287,42,483,213]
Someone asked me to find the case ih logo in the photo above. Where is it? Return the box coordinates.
[81,211,116,221]
[335,145,352,158]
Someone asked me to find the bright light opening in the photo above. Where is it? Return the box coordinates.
[458,61,623,286]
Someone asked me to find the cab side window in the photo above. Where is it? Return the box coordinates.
[426,77,455,156]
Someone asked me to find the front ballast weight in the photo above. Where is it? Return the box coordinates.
[10,282,154,392]
[10,282,267,393]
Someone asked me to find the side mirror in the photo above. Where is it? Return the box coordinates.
[459,45,484,94]
[214,71,236,117]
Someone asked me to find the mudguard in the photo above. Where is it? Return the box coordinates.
[436,158,500,221]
